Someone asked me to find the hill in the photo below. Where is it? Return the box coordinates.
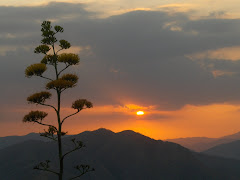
[1,128,240,179]
[0,133,47,150]
[203,140,240,160]
[165,131,240,152]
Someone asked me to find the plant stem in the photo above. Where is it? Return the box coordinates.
[53,42,63,180]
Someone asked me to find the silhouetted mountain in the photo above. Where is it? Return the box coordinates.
[1,128,240,179]
[0,133,70,150]
[0,133,48,150]
[165,131,240,152]
[203,140,240,160]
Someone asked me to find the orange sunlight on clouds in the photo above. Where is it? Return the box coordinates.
[1,103,240,139]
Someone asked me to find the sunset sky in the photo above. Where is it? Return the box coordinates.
[2,0,240,139]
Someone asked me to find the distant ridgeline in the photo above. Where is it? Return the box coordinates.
[166,131,240,152]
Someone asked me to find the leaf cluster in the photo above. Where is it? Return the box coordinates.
[40,21,57,45]
[35,21,68,51]
[41,54,57,65]
[34,160,51,170]
[72,99,93,111]
[58,53,79,65]
[34,45,50,54]
[27,91,52,104]
[46,74,78,91]
[59,40,71,49]
[40,126,58,141]
[74,165,95,173]
[61,74,78,83]
[70,164,95,179]
[23,111,48,123]
[25,63,47,77]
[33,160,59,175]
[71,138,85,149]
[46,80,73,91]
[54,25,64,33]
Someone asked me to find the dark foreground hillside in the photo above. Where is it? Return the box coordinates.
[1,129,240,180]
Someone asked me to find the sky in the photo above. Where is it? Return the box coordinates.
[2,0,240,139]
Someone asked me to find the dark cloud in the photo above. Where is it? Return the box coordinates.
[2,1,240,120]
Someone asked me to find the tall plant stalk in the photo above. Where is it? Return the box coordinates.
[23,21,94,180]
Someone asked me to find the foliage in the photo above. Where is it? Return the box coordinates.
[23,20,93,180]
[41,54,57,65]
[27,91,52,104]
[58,53,80,65]
[59,40,71,49]
[72,99,93,111]
[61,74,78,84]
[46,79,76,91]
[23,111,48,123]
[34,45,51,54]
[25,63,47,77]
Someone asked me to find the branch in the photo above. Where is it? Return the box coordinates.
[58,64,70,76]
[62,138,85,159]
[39,103,58,113]
[56,48,63,54]
[61,87,73,93]
[33,120,57,131]
[69,165,94,180]
[69,172,85,180]
[40,135,57,141]
[40,126,58,141]
[34,160,59,176]
[61,109,81,125]
[35,168,59,176]
[62,147,79,159]
[39,75,53,81]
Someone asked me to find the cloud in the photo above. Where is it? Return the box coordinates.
[211,70,237,78]
[187,46,240,61]
[162,21,183,32]
[0,46,17,56]
[3,2,240,139]
[157,4,197,14]
[0,45,33,56]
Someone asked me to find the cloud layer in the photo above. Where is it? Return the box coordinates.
[1,2,240,137]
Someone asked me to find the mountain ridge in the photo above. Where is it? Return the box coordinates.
[165,131,240,152]
[1,128,240,179]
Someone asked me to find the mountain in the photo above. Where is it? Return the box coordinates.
[0,133,48,150]
[0,133,71,150]
[1,128,240,179]
[203,140,240,160]
[165,131,240,152]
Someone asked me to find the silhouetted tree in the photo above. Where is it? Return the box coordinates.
[23,21,94,180]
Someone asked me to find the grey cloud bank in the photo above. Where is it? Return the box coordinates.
[1,1,240,122]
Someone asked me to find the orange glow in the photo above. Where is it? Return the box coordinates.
[136,111,144,115]
[3,103,240,140]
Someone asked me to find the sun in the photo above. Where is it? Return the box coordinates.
[136,111,145,116]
